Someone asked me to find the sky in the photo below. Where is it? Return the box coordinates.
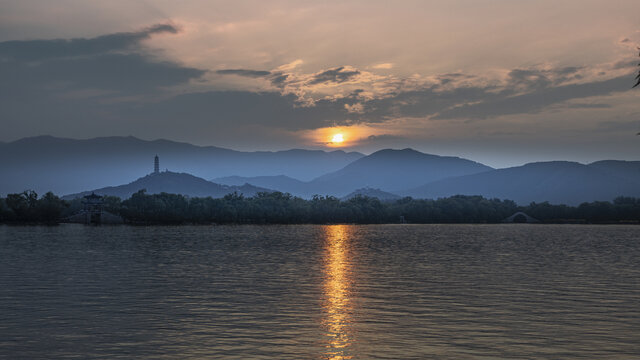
[1,0,639,167]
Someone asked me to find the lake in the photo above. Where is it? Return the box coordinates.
[1,224,639,359]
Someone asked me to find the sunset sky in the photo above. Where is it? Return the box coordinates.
[1,0,639,167]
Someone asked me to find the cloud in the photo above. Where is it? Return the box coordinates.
[308,66,361,85]
[216,69,271,77]
[276,59,304,71]
[372,63,394,69]
[1,24,637,145]
[344,103,364,113]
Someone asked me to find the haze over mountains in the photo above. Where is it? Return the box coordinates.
[2,136,639,205]
[215,149,493,198]
[0,136,362,196]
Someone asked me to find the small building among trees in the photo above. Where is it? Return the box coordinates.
[503,211,539,223]
[65,192,123,224]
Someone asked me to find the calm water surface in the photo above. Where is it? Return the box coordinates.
[0,224,639,359]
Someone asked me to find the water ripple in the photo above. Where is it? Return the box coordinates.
[0,224,639,359]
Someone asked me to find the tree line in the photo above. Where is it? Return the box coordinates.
[1,189,639,225]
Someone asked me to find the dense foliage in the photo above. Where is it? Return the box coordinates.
[1,190,640,225]
[0,191,68,223]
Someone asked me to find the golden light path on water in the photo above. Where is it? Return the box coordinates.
[322,225,355,360]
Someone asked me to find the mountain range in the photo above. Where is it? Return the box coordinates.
[2,136,640,205]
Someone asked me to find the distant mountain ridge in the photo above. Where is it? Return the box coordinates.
[63,171,271,200]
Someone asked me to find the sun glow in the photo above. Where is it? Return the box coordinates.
[298,124,390,148]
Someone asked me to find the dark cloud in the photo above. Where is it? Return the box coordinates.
[0,24,178,62]
[0,23,204,98]
[568,103,612,109]
[2,53,204,94]
[309,66,360,84]
[555,66,582,75]
[269,72,289,87]
[358,85,494,121]
[433,75,629,120]
[505,66,582,90]
[216,69,271,77]
[613,59,636,70]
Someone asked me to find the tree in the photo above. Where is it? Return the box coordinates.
[6,190,38,221]
[37,192,68,223]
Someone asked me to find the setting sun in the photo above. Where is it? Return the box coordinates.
[300,125,387,148]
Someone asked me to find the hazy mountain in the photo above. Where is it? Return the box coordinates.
[213,175,308,195]
[7,136,639,205]
[0,136,363,196]
[63,171,271,200]
[588,160,640,183]
[341,188,402,201]
[404,161,640,205]
[305,148,493,197]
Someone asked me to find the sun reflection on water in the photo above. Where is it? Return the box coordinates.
[322,225,355,360]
